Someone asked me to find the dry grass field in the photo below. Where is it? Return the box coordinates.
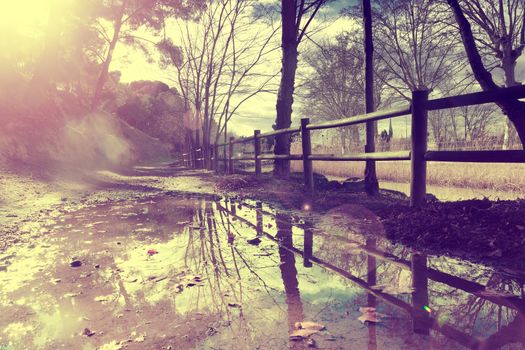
[287,140,525,192]
[290,160,525,192]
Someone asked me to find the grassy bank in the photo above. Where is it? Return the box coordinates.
[290,160,525,192]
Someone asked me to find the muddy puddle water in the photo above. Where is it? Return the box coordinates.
[0,194,524,349]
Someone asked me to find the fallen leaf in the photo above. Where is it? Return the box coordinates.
[64,292,80,298]
[306,338,317,348]
[289,329,319,340]
[206,327,217,336]
[358,307,386,324]
[94,295,111,302]
[83,328,96,337]
[98,340,123,350]
[359,307,376,313]
[358,312,380,324]
[134,335,146,342]
[294,321,325,331]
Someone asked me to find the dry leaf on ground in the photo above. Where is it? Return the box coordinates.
[358,312,380,324]
[289,328,319,340]
[358,307,385,324]
[294,321,325,331]
[359,307,376,313]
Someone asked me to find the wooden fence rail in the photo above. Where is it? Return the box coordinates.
[183,85,525,207]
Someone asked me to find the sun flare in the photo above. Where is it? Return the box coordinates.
[0,0,51,30]
[0,0,67,36]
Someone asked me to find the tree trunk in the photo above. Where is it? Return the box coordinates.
[274,0,299,177]
[499,100,525,149]
[447,0,525,148]
[502,52,520,149]
[91,5,125,111]
[363,0,379,195]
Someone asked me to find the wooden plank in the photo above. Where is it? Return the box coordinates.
[427,84,525,110]
[258,126,301,138]
[425,150,525,163]
[256,154,303,160]
[307,106,410,131]
[231,136,255,145]
[308,151,410,161]
[231,157,256,161]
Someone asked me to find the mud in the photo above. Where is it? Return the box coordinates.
[1,187,525,349]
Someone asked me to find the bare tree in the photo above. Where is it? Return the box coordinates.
[428,103,498,150]
[299,31,386,153]
[370,0,503,152]
[273,0,330,176]
[159,0,278,166]
[373,0,465,100]
[447,0,525,149]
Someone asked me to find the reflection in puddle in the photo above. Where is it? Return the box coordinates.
[0,194,524,349]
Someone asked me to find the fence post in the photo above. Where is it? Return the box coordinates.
[223,143,228,173]
[301,118,314,192]
[214,144,219,174]
[303,223,313,267]
[208,146,214,171]
[254,130,261,176]
[228,137,235,174]
[411,253,430,334]
[410,90,429,207]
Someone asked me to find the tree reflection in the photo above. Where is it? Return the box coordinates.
[366,238,377,350]
[276,213,305,349]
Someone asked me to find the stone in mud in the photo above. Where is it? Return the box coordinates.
[70,260,82,267]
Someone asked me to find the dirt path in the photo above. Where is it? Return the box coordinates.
[1,165,525,349]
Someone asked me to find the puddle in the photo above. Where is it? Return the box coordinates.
[0,194,524,349]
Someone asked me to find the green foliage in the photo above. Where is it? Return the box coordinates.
[116,81,186,149]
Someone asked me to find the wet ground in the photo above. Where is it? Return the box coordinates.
[1,191,525,349]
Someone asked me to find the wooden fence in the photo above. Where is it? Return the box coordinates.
[183,86,525,207]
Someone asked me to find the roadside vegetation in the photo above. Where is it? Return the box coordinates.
[291,160,525,193]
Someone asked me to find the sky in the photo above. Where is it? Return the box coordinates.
[110,0,404,140]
